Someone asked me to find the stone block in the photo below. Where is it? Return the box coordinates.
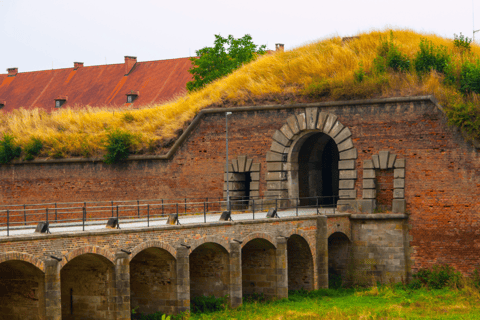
[379,151,389,169]
[250,191,260,197]
[393,179,404,188]
[272,130,290,147]
[250,182,260,190]
[323,114,338,134]
[394,169,405,178]
[251,163,261,172]
[266,151,283,162]
[392,199,406,213]
[280,124,294,140]
[232,159,239,172]
[296,113,307,131]
[267,162,284,172]
[363,179,375,189]
[394,158,405,168]
[305,107,318,129]
[339,189,356,199]
[270,141,286,153]
[339,160,355,170]
[245,159,253,172]
[363,160,374,169]
[372,154,380,168]
[238,155,247,172]
[264,190,288,198]
[363,189,376,199]
[251,172,260,180]
[334,127,352,144]
[224,163,234,173]
[339,179,355,189]
[387,153,397,169]
[224,173,245,181]
[337,138,354,152]
[357,199,375,213]
[286,115,300,134]
[363,169,375,179]
[223,181,246,191]
[337,199,357,212]
[266,181,286,190]
[317,111,328,131]
[339,148,357,160]
[266,172,286,181]
[393,188,405,199]
[339,170,357,180]
[329,121,344,139]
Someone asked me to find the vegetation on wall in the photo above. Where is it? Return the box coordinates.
[0,29,479,162]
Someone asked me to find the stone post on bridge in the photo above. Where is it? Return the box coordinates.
[44,258,61,320]
[114,251,131,320]
[275,237,288,299]
[176,245,190,313]
[229,240,242,308]
[316,215,328,288]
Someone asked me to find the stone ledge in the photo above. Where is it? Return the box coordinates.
[350,214,408,220]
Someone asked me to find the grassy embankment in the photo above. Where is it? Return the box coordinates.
[1,29,480,161]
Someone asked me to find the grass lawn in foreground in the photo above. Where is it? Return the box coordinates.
[185,286,480,320]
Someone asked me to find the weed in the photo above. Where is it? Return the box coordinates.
[103,129,135,164]
[374,32,411,73]
[122,112,135,123]
[414,38,450,74]
[460,59,480,94]
[454,33,472,52]
[191,295,228,313]
[413,264,463,289]
[0,134,21,164]
[23,137,43,161]
[354,62,366,83]
[243,292,266,303]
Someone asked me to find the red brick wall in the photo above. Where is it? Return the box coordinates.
[0,98,478,274]
[376,169,394,211]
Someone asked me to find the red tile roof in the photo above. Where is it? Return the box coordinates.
[0,57,193,112]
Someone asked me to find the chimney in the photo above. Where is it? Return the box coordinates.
[275,44,284,52]
[74,62,84,70]
[7,68,18,77]
[124,56,137,75]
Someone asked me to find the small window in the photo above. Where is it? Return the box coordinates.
[127,95,135,103]
[0,101,5,110]
[126,90,139,104]
[55,100,66,108]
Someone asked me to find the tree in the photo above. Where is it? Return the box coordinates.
[187,34,267,91]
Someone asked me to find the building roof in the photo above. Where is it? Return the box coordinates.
[0,56,193,112]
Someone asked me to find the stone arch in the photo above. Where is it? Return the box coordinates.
[0,252,45,273]
[266,108,357,209]
[0,258,46,319]
[61,246,115,268]
[188,237,230,254]
[130,245,177,315]
[287,234,314,291]
[130,240,177,261]
[361,150,406,213]
[240,232,277,249]
[328,232,351,288]
[189,242,230,301]
[224,155,261,209]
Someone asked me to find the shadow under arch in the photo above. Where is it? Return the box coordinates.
[328,232,351,288]
[241,238,277,300]
[61,253,116,320]
[287,234,314,291]
[129,240,177,261]
[0,259,46,320]
[62,245,115,268]
[189,242,230,302]
[130,246,177,315]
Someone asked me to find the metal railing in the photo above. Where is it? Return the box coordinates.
[0,195,338,237]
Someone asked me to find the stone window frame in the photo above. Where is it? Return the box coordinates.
[361,150,406,213]
[265,108,358,208]
[223,155,261,201]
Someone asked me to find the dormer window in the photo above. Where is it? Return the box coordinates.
[55,96,67,108]
[126,90,139,104]
[0,100,5,110]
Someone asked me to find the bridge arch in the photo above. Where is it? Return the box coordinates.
[0,255,46,319]
[0,252,45,272]
[287,234,314,291]
[266,109,357,207]
[328,231,351,288]
[240,232,277,249]
[130,240,177,261]
[61,245,115,268]
[188,237,230,254]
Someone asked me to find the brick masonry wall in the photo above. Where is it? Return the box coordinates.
[0,97,478,275]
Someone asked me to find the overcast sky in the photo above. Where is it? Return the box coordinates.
[1,0,479,73]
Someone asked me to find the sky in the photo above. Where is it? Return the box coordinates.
[1,0,480,73]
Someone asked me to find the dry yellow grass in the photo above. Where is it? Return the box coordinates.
[1,28,478,159]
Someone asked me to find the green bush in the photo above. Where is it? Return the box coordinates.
[374,33,411,73]
[24,137,43,161]
[354,62,366,83]
[445,102,480,139]
[413,264,462,289]
[191,295,228,313]
[414,38,450,74]
[103,129,134,164]
[460,59,480,94]
[454,33,472,52]
[0,134,21,164]
[131,308,170,320]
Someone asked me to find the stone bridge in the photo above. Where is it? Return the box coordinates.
[0,212,408,320]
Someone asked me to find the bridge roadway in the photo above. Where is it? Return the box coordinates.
[0,207,335,237]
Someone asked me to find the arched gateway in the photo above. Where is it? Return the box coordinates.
[265,108,358,207]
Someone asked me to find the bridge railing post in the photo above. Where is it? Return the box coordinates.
[204,201,206,223]
[7,209,9,237]
[23,204,26,225]
[82,207,85,231]
[147,204,150,227]
[296,198,299,216]
[252,198,255,220]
